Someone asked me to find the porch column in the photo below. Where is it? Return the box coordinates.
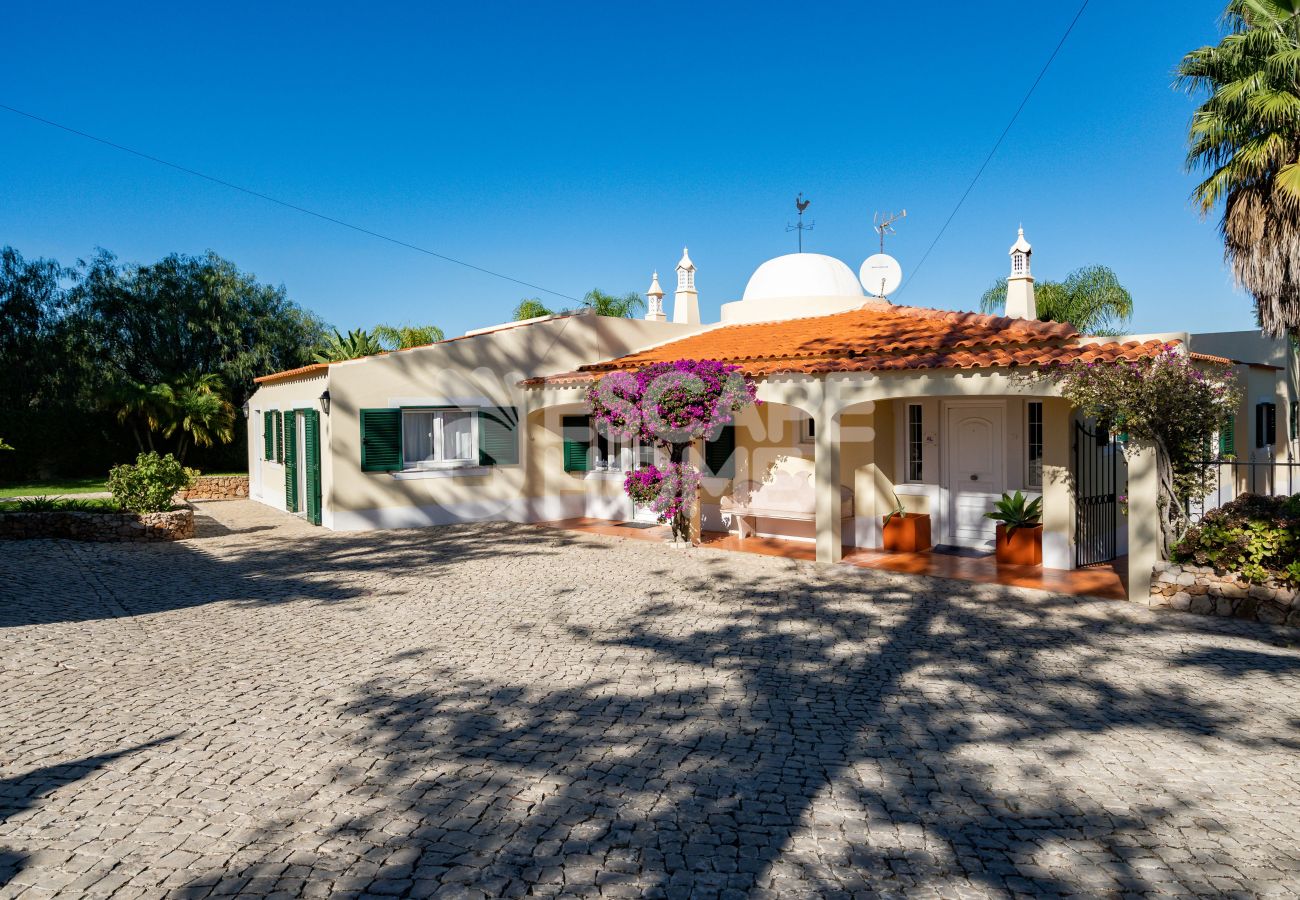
[815,398,842,564]
[1126,440,1160,604]
[1041,398,1074,569]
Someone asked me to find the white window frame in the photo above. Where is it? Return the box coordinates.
[401,407,478,470]
[798,415,815,444]
[1026,401,1044,489]
[906,403,924,482]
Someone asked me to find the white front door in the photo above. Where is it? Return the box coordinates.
[947,405,1005,548]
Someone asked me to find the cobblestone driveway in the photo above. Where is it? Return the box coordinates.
[3,501,1300,898]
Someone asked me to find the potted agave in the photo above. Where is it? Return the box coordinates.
[986,491,1043,566]
[881,492,931,553]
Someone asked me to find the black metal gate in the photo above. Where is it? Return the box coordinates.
[1074,420,1119,567]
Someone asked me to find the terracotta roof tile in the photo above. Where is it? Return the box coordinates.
[253,363,331,384]
[579,304,1078,373]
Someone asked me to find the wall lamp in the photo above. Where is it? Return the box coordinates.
[319,390,331,416]
[240,401,250,419]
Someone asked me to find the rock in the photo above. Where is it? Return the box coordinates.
[1176,572,1197,586]
[1189,595,1215,615]
[1257,602,1289,625]
[1170,592,1193,611]
[1249,584,1275,601]
[1214,597,1235,617]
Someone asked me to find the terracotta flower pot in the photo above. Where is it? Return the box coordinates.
[995,523,1042,566]
[882,513,931,553]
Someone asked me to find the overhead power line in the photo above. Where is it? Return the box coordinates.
[0,102,581,303]
[899,0,1091,295]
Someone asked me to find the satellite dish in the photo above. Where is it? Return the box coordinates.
[860,253,902,298]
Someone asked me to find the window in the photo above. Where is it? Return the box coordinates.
[402,409,475,467]
[1027,401,1043,489]
[1291,401,1299,442]
[1256,402,1277,449]
[907,404,923,481]
[594,432,625,471]
[1219,415,1236,457]
[798,416,815,443]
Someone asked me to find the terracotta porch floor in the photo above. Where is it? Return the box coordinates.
[538,518,1128,601]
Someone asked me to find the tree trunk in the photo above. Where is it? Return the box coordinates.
[669,442,690,544]
[1153,436,1185,559]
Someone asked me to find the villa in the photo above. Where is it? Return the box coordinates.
[246,231,1296,596]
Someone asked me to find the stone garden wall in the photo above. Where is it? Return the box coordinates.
[1149,561,1300,627]
[0,507,195,542]
[180,475,248,501]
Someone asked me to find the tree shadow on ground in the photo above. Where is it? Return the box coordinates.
[0,513,599,628]
[173,548,1299,898]
[0,736,177,888]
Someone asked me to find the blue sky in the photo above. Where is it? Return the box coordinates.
[1,1,1250,337]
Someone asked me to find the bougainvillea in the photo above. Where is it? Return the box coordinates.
[1042,344,1240,557]
[623,466,664,505]
[589,360,758,543]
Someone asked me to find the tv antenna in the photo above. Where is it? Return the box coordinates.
[874,209,906,253]
[786,193,814,253]
[861,209,907,300]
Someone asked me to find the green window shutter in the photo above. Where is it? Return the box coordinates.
[303,409,322,525]
[263,410,274,460]
[478,407,520,466]
[1291,401,1299,441]
[1219,416,1235,456]
[284,412,298,512]
[562,415,591,473]
[275,412,284,463]
[704,425,736,477]
[360,408,403,472]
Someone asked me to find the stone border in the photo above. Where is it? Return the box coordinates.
[0,506,194,542]
[180,475,249,501]
[1149,561,1300,627]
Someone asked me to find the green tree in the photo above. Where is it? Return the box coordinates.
[373,323,445,350]
[66,250,327,401]
[312,327,386,362]
[979,265,1134,334]
[1177,0,1300,337]
[581,288,645,319]
[513,298,555,320]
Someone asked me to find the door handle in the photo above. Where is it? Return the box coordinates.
[970,474,978,481]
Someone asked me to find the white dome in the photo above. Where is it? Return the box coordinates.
[741,253,865,302]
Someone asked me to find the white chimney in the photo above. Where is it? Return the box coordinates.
[1005,227,1036,320]
[644,271,666,322]
[673,247,700,325]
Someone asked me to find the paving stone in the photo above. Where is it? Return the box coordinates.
[0,500,1298,897]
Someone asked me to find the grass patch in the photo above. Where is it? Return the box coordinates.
[0,477,107,498]
[0,497,124,513]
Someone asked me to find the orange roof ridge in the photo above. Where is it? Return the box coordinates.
[253,362,331,384]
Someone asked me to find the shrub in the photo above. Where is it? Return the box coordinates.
[1173,493,1300,584]
[107,452,195,513]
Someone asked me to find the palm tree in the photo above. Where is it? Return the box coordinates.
[373,323,444,350]
[1177,0,1300,337]
[513,298,555,321]
[107,378,170,451]
[581,288,644,319]
[979,265,1134,334]
[312,328,386,362]
[155,372,236,462]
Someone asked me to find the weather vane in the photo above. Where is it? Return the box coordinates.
[786,193,814,253]
[874,209,906,253]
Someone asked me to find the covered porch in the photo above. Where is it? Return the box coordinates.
[537,516,1128,600]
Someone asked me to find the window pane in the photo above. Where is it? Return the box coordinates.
[1027,402,1043,488]
[403,412,435,464]
[442,411,474,461]
[908,405,923,481]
